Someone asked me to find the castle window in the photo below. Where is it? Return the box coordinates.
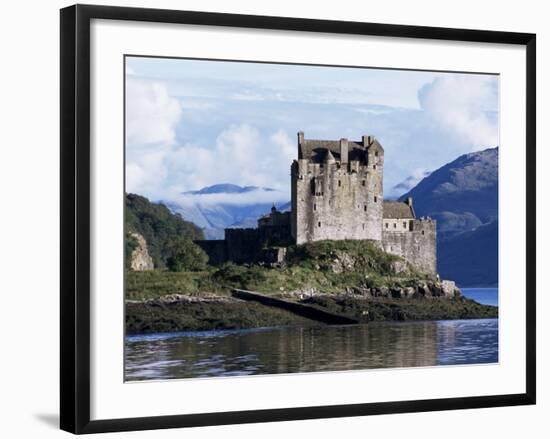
[338,180,341,187]
[374,196,377,203]
[422,230,425,235]
[385,223,389,229]
[313,203,316,211]
[393,223,397,228]
[375,151,379,157]
[373,165,377,170]
[362,224,365,230]
[362,180,366,186]
[364,205,367,211]
[318,222,321,228]
[403,222,407,228]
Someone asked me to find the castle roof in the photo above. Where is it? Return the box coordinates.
[299,139,365,163]
[383,201,415,219]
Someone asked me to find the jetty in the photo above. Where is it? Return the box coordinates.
[231,288,359,325]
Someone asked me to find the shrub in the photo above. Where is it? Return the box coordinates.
[166,238,209,272]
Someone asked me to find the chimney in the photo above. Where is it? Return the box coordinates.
[362,135,374,147]
[297,131,304,159]
[340,138,348,164]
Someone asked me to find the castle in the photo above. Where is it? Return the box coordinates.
[196,132,437,274]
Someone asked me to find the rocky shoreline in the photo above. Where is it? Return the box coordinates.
[125,285,497,335]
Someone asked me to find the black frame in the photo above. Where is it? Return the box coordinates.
[60,4,536,434]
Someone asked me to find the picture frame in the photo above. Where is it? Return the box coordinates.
[60,4,536,434]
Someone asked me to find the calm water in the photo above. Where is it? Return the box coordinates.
[125,297,498,381]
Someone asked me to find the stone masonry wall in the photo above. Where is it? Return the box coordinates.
[381,219,437,274]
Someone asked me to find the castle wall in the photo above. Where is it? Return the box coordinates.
[194,240,227,266]
[225,228,264,264]
[382,219,437,274]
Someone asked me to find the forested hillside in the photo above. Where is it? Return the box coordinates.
[125,193,204,268]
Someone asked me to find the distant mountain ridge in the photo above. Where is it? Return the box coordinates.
[183,183,276,195]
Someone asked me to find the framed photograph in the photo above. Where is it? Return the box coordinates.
[60,4,536,434]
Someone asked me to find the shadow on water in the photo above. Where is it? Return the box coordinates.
[125,319,498,381]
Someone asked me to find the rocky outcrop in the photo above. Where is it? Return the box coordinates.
[281,280,461,300]
[129,232,154,271]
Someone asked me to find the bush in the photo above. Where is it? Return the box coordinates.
[166,238,209,272]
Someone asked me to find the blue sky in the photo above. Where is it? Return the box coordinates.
[125,56,499,205]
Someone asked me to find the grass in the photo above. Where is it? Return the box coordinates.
[126,269,222,301]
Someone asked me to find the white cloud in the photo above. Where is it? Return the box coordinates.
[418,75,498,149]
[126,78,182,146]
[126,82,297,201]
[166,125,295,194]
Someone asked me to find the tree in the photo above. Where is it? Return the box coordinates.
[166,237,209,272]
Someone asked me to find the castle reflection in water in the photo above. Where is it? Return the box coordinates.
[125,319,498,381]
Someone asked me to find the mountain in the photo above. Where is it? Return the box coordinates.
[166,184,290,239]
[183,184,276,195]
[400,147,498,287]
[400,147,498,240]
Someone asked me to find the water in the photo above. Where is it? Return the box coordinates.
[125,318,498,381]
[461,287,498,306]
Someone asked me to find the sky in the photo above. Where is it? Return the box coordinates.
[125,56,499,206]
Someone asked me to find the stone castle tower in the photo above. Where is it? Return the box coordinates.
[291,132,384,244]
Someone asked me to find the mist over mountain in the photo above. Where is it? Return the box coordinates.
[165,184,290,239]
[400,147,498,286]
[391,170,431,198]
